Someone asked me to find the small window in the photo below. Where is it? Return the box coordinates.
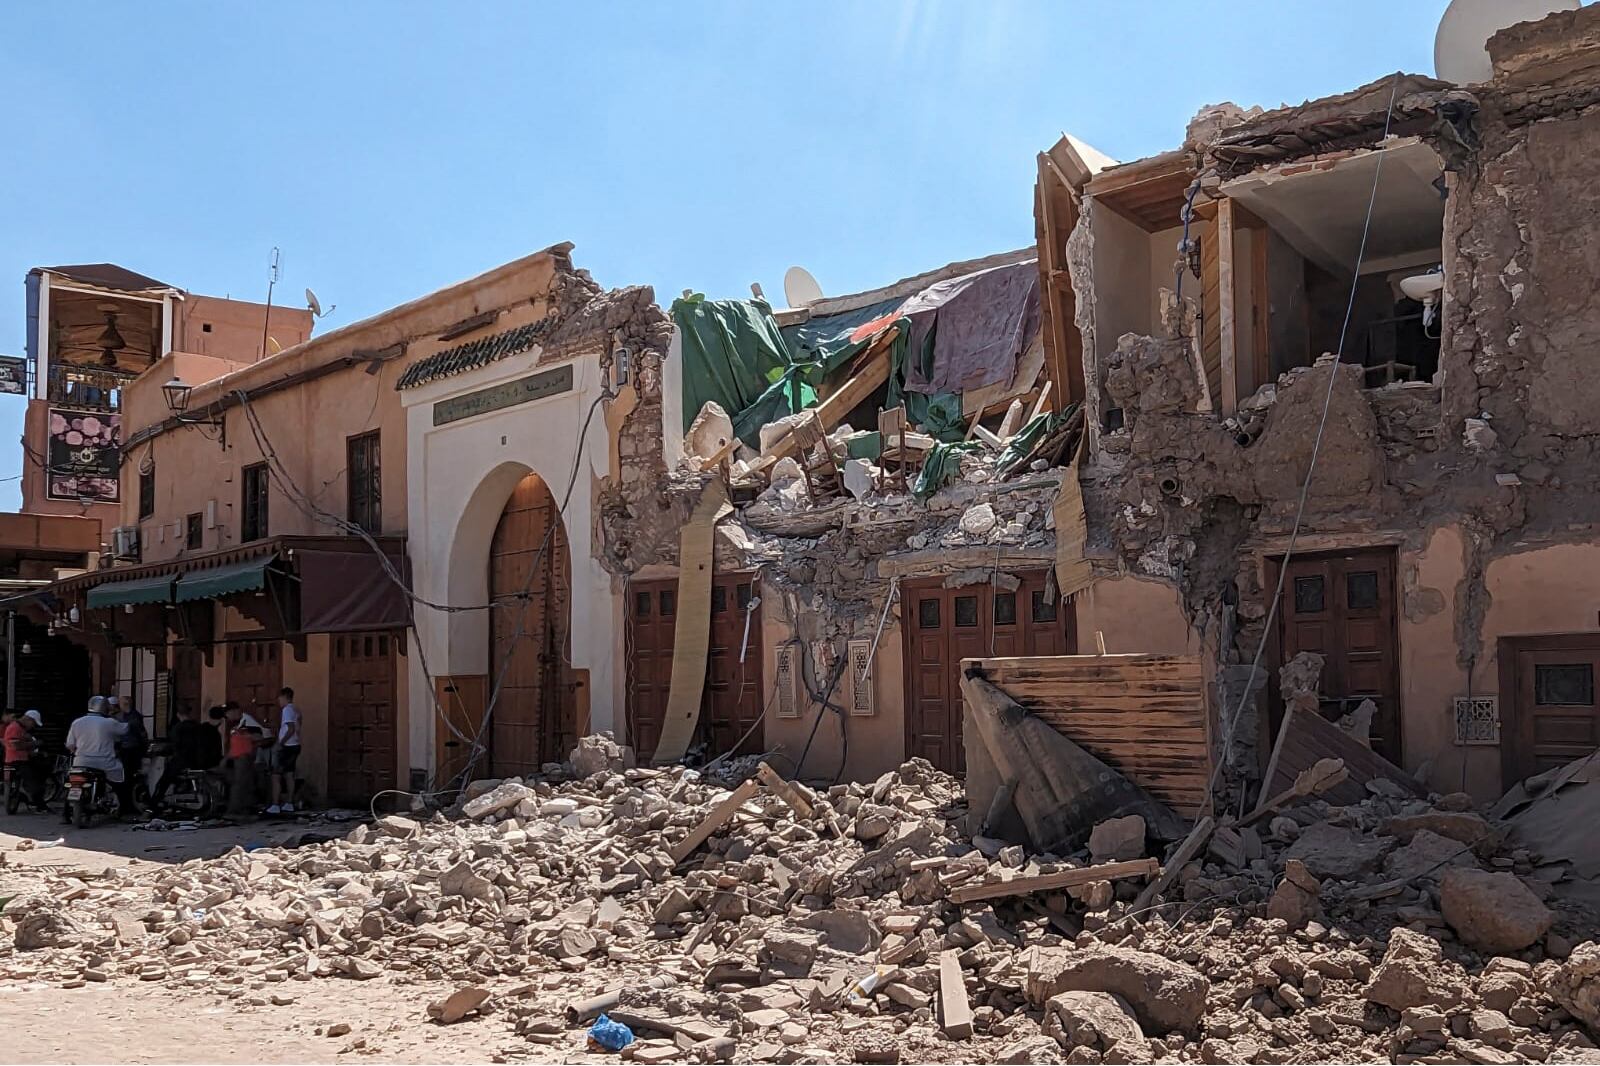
[346,431,381,534]
[711,585,727,613]
[1535,664,1594,706]
[659,589,676,617]
[954,595,978,628]
[736,582,753,610]
[1347,570,1379,610]
[994,591,1017,626]
[1031,589,1057,623]
[634,590,651,618]
[241,463,269,542]
[201,322,213,333]
[138,469,155,520]
[185,513,202,550]
[918,598,940,629]
[1294,575,1325,614]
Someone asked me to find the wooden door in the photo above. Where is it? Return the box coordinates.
[488,472,571,777]
[327,631,399,805]
[172,645,204,724]
[226,640,282,724]
[435,674,485,787]
[627,574,764,761]
[1271,548,1402,763]
[1501,634,1600,783]
[903,572,1077,773]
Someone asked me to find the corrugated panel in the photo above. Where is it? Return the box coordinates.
[967,654,1212,818]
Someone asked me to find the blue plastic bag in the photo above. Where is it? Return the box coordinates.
[587,1013,634,1052]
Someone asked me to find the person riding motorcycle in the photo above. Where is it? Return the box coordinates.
[4,709,49,812]
[63,696,135,822]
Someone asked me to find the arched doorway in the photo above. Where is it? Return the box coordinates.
[487,471,573,776]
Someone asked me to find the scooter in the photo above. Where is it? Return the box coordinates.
[62,767,119,828]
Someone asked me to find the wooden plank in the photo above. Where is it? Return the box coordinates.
[950,857,1159,904]
[1035,154,1084,409]
[1132,816,1215,913]
[651,479,728,764]
[669,778,761,863]
[1216,197,1239,416]
[759,327,897,466]
[1026,380,1053,425]
[1241,757,1348,827]
[938,950,974,1040]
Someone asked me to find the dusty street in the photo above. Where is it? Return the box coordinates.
[0,813,550,1065]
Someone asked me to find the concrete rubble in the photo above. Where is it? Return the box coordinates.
[3,737,1600,1064]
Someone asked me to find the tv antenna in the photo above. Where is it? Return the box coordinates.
[260,247,281,361]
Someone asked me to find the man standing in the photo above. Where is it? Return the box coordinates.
[268,687,302,815]
[4,709,48,811]
[64,696,134,819]
[110,696,148,807]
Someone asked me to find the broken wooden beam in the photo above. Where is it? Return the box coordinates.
[938,949,974,1040]
[949,857,1159,904]
[669,779,761,863]
[756,761,813,820]
[1132,815,1215,914]
[758,326,899,467]
[1241,757,1347,827]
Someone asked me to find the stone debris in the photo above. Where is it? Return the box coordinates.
[2,736,1599,1063]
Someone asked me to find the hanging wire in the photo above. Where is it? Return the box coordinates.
[1207,72,1404,805]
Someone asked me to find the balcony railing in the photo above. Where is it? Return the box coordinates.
[47,364,139,413]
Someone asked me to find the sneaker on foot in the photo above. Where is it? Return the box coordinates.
[282,803,295,813]
[265,804,281,815]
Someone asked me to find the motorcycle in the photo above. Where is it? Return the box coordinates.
[160,768,221,819]
[63,767,119,828]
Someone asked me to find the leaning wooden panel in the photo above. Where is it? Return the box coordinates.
[964,654,1213,819]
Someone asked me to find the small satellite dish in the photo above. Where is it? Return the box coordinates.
[305,287,335,318]
[783,266,825,309]
[1434,0,1579,85]
[267,336,282,355]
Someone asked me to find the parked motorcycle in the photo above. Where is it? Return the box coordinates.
[160,768,221,819]
[63,767,119,828]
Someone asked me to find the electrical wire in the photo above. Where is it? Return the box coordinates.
[1207,72,1404,806]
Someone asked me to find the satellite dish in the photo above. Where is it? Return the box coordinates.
[267,336,282,355]
[783,266,825,309]
[305,287,335,318]
[1434,0,1579,85]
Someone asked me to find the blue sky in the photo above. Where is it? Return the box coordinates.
[0,1,1446,509]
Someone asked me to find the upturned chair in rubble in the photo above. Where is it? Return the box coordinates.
[875,404,922,493]
[791,409,842,502]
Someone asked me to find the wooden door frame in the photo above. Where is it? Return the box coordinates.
[1264,545,1404,765]
[1498,631,1600,787]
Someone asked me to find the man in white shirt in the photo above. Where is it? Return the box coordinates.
[64,696,134,818]
[268,686,302,815]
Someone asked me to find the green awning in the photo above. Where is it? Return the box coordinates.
[85,574,176,609]
[174,556,276,603]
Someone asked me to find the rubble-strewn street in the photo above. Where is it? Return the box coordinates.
[5,737,1600,1064]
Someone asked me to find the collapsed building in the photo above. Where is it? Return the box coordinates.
[594,4,1600,816]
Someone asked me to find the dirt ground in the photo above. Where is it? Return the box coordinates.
[0,813,591,1065]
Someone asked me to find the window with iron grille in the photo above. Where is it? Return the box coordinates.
[241,463,269,542]
[138,468,155,520]
[346,431,381,533]
[185,513,202,550]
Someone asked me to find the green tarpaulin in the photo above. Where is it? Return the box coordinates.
[913,441,983,500]
[86,574,175,609]
[174,556,276,603]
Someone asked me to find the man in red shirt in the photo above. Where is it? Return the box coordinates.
[5,709,47,811]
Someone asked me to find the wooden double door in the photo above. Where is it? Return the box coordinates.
[487,472,574,777]
[226,640,283,723]
[627,574,764,761]
[1270,548,1402,763]
[327,631,399,805]
[902,571,1076,773]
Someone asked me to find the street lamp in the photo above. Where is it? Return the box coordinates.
[161,377,193,415]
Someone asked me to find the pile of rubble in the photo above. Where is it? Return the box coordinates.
[4,735,1600,1064]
